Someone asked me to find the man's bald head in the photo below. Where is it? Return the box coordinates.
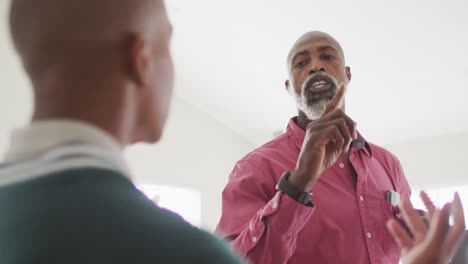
[287,31,345,71]
[9,0,167,75]
[9,0,174,145]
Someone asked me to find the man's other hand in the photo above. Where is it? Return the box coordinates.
[387,191,466,264]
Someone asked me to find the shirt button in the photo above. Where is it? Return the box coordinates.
[359,195,364,201]
[252,236,257,242]
[272,202,278,209]
[367,232,372,238]
[339,163,345,168]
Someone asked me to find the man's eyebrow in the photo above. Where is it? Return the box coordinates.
[290,50,309,64]
[318,45,339,53]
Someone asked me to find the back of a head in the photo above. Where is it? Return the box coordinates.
[9,0,164,77]
[9,0,174,145]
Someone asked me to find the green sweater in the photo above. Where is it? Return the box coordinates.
[0,168,244,264]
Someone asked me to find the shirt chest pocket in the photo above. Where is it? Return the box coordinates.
[366,196,401,262]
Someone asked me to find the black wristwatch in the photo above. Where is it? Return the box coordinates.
[276,171,314,207]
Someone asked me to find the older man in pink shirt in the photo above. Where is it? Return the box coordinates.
[216,31,412,264]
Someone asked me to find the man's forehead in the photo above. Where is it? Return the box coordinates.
[287,32,344,63]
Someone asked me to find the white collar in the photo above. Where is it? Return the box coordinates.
[4,119,130,176]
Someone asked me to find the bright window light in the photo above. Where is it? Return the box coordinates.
[136,184,201,227]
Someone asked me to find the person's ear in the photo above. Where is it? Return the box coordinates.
[345,66,352,82]
[285,80,291,92]
[127,34,152,88]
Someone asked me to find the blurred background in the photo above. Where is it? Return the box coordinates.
[1,0,467,230]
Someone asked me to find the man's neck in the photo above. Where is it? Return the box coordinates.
[31,75,130,146]
[32,102,127,147]
[296,112,313,131]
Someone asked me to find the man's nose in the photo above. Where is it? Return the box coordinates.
[309,67,325,76]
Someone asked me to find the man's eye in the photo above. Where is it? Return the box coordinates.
[295,60,308,68]
[323,54,335,60]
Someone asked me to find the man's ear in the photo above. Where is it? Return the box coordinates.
[127,34,152,88]
[285,80,291,92]
[345,66,352,81]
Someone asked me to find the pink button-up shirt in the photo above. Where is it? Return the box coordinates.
[216,117,411,264]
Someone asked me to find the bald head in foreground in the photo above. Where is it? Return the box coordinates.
[0,0,243,263]
[10,0,172,143]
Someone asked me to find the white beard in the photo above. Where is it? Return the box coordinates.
[289,88,332,120]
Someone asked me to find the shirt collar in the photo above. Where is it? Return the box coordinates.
[286,117,373,157]
[3,119,130,174]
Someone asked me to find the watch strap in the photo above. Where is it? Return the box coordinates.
[276,171,314,207]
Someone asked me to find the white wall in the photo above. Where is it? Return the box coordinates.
[386,130,468,189]
[125,98,254,230]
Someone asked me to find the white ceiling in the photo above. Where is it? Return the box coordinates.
[1,0,468,147]
[167,0,468,146]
